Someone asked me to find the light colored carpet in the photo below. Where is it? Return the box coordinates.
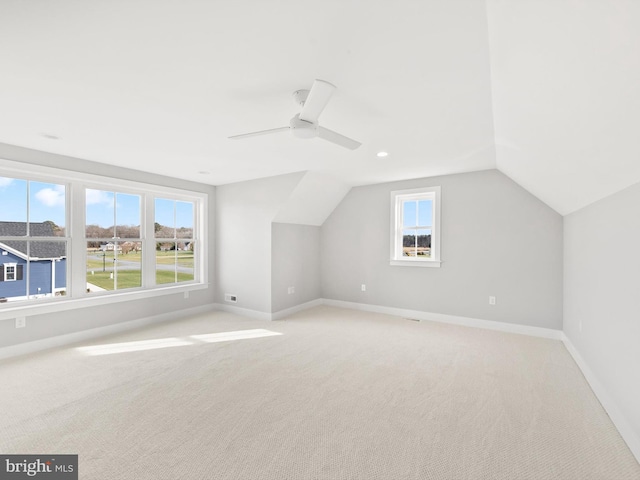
[0,306,638,479]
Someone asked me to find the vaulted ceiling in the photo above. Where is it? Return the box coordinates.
[0,0,638,215]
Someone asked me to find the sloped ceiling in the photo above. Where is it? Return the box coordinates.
[273,171,351,226]
[0,0,638,215]
[487,0,640,215]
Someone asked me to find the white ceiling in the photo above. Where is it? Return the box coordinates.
[0,0,638,215]
[487,0,640,215]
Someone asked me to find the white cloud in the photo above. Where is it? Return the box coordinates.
[86,189,114,206]
[0,177,14,187]
[35,185,65,207]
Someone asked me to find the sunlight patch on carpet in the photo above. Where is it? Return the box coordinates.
[190,329,282,343]
[76,329,282,355]
[76,338,192,355]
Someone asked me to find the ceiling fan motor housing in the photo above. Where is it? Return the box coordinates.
[292,89,310,106]
[290,114,317,139]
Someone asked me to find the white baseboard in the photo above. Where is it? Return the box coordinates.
[0,297,563,359]
[215,303,272,321]
[0,303,217,361]
[217,298,563,340]
[0,299,317,360]
[561,334,640,464]
[271,299,324,321]
[323,299,563,340]
[215,298,324,321]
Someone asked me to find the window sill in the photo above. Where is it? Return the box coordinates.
[390,259,441,268]
[0,283,210,321]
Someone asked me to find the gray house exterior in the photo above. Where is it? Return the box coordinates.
[0,222,67,301]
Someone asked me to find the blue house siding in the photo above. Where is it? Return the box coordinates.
[54,259,66,291]
[0,251,27,299]
[29,260,52,296]
[0,249,66,300]
[0,223,67,300]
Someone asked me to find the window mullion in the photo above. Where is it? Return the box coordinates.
[70,180,87,297]
[396,199,403,259]
[173,202,178,282]
[142,193,156,288]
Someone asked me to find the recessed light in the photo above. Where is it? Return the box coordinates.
[197,171,211,175]
[377,151,389,158]
[40,133,60,140]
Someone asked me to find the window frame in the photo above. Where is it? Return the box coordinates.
[390,186,441,268]
[153,198,196,286]
[4,263,17,281]
[0,158,208,320]
[0,173,70,300]
[84,188,144,293]
[77,179,205,297]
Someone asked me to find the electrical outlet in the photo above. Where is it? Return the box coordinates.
[287,286,295,294]
[579,320,583,333]
[224,293,237,303]
[184,291,189,299]
[15,317,26,328]
[489,296,496,306]
[361,284,366,292]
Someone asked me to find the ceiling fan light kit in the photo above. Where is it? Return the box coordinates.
[229,79,361,150]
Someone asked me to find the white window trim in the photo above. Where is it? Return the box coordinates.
[390,186,441,268]
[0,158,208,320]
[80,184,201,292]
[4,263,17,281]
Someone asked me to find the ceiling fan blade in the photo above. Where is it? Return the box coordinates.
[299,79,336,123]
[318,127,362,150]
[229,126,289,139]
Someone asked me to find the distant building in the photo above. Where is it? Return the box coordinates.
[0,222,67,301]
[100,242,122,252]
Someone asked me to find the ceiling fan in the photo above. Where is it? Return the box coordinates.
[229,79,361,150]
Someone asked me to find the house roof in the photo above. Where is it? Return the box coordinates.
[0,1,639,215]
[0,222,66,259]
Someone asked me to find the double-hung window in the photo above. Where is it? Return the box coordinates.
[4,264,17,281]
[0,158,207,311]
[390,186,441,267]
[84,189,200,293]
[85,189,143,293]
[0,175,68,300]
[154,198,195,285]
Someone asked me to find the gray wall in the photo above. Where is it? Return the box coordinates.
[215,172,303,313]
[564,181,640,449]
[0,142,216,348]
[271,223,321,313]
[321,169,563,328]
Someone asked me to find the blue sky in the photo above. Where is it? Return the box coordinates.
[88,192,193,229]
[403,199,433,230]
[0,177,66,227]
[155,198,193,230]
[1,177,193,231]
[86,189,140,228]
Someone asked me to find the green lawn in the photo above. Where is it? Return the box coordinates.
[87,270,142,290]
[156,270,194,285]
[87,269,193,291]
[156,251,194,267]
